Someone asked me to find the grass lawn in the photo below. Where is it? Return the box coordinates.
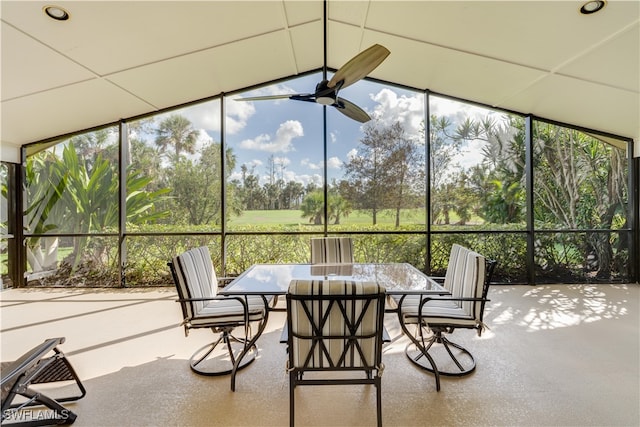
[227,209,428,227]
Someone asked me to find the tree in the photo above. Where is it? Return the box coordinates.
[282,180,305,209]
[428,116,463,224]
[238,164,266,210]
[25,142,169,275]
[171,143,237,225]
[155,114,199,160]
[328,192,352,225]
[533,124,627,278]
[428,113,526,225]
[429,116,463,191]
[24,151,66,272]
[474,116,526,224]
[384,122,425,227]
[300,190,324,225]
[343,120,423,226]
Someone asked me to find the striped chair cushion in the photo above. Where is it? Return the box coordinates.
[173,246,265,325]
[287,279,385,369]
[189,297,269,325]
[310,237,354,264]
[391,244,469,310]
[443,244,466,297]
[401,249,486,328]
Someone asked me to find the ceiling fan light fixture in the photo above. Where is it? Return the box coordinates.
[43,5,70,21]
[580,0,606,14]
[316,96,335,106]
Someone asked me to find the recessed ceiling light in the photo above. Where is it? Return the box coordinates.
[580,0,607,15]
[43,5,70,21]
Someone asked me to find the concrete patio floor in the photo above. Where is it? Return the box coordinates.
[1,283,638,426]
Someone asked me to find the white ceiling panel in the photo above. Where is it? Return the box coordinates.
[1,0,638,156]
[329,1,369,27]
[1,22,96,100]
[556,23,640,92]
[364,1,638,73]
[1,79,154,145]
[1,1,288,75]
[210,31,298,94]
[515,73,639,139]
[289,21,324,75]
[327,21,372,72]
[361,30,547,104]
[107,48,227,110]
[284,0,322,27]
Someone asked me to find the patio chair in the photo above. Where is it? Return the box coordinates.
[310,237,354,264]
[1,337,86,426]
[394,246,497,391]
[286,279,386,427]
[168,246,271,391]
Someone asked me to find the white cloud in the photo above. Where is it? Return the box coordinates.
[430,96,488,124]
[248,159,263,168]
[194,129,212,151]
[294,173,323,187]
[327,156,342,169]
[273,156,291,167]
[239,120,304,152]
[301,156,342,170]
[301,158,322,170]
[454,138,485,170]
[150,98,255,136]
[186,103,221,133]
[330,131,338,144]
[225,99,256,135]
[370,89,425,135]
[347,148,358,160]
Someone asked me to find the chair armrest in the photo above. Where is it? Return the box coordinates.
[414,295,489,310]
[394,294,490,314]
[176,294,270,316]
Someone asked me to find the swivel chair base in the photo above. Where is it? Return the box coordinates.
[405,331,476,376]
[190,328,257,376]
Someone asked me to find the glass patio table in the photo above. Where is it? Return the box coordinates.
[220,263,449,388]
[220,263,447,297]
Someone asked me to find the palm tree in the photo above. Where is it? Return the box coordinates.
[155,114,199,161]
[328,193,352,225]
[301,190,324,225]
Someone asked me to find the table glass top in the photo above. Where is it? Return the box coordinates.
[221,263,445,295]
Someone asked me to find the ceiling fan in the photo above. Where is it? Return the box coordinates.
[235,1,390,123]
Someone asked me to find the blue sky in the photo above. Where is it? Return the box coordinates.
[223,73,428,187]
[148,71,495,188]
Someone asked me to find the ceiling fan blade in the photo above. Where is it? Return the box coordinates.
[234,94,298,102]
[328,44,390,90]
[334,98,371,123]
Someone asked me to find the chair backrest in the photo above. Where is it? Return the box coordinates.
[442,244,463,293]
[310,237,354,264]
[286,280,385,370]
[458,249,486,319]
[169,246,217,320]
[443,244,471,299]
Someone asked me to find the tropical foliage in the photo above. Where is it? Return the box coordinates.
[11,95,630,287]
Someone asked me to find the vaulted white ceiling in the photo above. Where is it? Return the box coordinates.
[1,1,638,161]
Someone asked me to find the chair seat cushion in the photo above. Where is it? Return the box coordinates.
[190,295,270,326]
[397,295,476,326]
[392,294,459,310]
